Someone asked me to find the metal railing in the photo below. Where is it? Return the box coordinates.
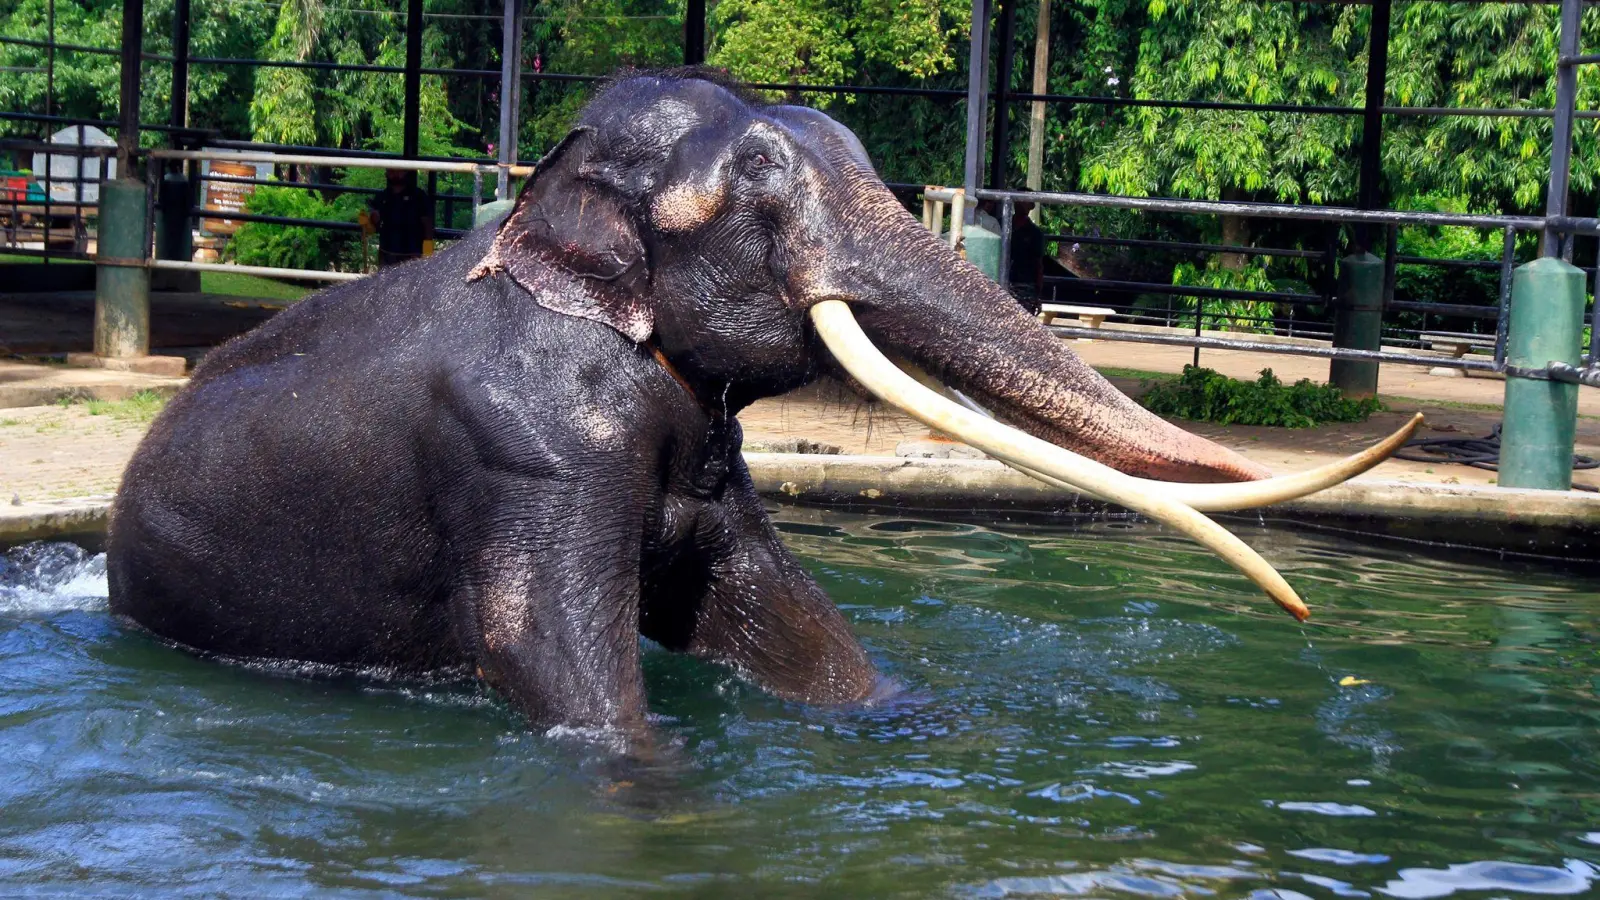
[141,148,535,282]
[921,185,1597,385]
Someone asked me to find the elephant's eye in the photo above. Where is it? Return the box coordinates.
[740,150,776,177]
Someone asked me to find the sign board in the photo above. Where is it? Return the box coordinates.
[31,125,116,205]
[198,153,274,236]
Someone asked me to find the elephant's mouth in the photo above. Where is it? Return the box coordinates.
[808,299,1423,622]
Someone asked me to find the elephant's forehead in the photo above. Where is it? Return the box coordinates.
[632,97,702,140]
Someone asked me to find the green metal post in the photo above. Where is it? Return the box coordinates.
[93,178,151,359]
[963,223,1001,281]
[1500,256,1586,490]
[1329,252,1384,399]
[474,198,515,229]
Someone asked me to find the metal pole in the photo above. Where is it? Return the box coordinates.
[684,0,707,65]
[117,0,144,172]
[1495,225,1516,365]
[962,0,991,226]
[402,0,423,159]
[1354,0,1391,253]
[987,0,1018,190]
[169,0,190,134]
[1024,0,1049,221]
[1500,258,1586,489]
[45,0,54,119]
[1545,0,1582,257]
[496,0,523,201]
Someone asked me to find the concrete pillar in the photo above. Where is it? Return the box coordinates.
[963,224,1001,280]
[1329,252,1384,399]
[1500,256,1586,490]
[93,179,151,359]
[474,199,515,229]
[69,179,185,375]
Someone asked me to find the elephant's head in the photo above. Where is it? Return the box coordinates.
[473,69,1417,618]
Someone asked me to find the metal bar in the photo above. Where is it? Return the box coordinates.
[1559,52,1600,65]
[403,0,423,159]
[1546,0,1583,255]
[685,0,707,65]
[45,0,54,119]
[1382,223,1398,307]
[1355,0,1392,252]
[195,172,477,202]
[962,187,1549,230]
[1496,226,1517,364]
[1048,232,1326,259]
[117,0,144,172]
[150,148,522,174]
[962,0,990,226]
[1388,300,1498,318]
[149,259,364,282]
[1044,276,1324,305]
[999,195,1014,287]
[1043,325,1502,371]
[496,0,523,201]
[1024,0,1049,207]
[170,0,189,133]
[988,0,1017,190]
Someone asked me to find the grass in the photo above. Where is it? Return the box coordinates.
[1093,365,1177,383]
[2,253,310,302]
[81,390,170,425]
[200,270,311,302]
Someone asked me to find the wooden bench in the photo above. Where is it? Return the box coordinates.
[1038,303,1117,329]
[1421,332,1495,358]
[1420,332,1495,378]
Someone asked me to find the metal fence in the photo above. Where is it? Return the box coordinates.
[3,0,1600,388]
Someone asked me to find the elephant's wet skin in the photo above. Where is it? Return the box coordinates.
[108,69,1271,739]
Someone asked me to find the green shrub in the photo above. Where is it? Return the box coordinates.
[227,186,359,273]
[1139,366,1381,428]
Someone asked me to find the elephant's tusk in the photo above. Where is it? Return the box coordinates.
[811,299,1310,621]
[893,359,1422,513]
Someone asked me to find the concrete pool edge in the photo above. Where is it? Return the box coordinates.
[740,453,1600,560]
[5,455,1599,559]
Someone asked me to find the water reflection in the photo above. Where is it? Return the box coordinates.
[2,512,1598,897]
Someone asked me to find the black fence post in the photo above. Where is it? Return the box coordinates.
[685,0,706,66]
[402,0,423,159]
[987,0,1017,190]
[1354,0,1391,253]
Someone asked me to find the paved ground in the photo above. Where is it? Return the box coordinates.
[5,343,1597,504]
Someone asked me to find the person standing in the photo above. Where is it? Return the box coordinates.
[361,169,435,268]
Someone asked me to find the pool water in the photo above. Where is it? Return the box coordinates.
[2,510,1597,898]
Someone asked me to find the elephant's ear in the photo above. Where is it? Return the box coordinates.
[470,127,653,343]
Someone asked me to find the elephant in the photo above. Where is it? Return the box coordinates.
[108,68,1412,736]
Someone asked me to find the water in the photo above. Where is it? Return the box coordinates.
[1,510,1597,898]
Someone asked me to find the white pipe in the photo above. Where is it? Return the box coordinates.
[811,299,1310,621]
[149,149,535,177]
[149,259,364,282]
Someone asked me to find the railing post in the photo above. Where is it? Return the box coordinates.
[1328,252,1383,398]
[1500,257,1586,490]
[92,179,153,360]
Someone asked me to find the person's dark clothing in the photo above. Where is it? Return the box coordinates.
[369,186,432,266]
[1007,215,1046,313]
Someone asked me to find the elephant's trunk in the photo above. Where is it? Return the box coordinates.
[836,208,1268,483]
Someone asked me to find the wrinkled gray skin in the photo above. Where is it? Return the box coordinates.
[108,70,1265,737]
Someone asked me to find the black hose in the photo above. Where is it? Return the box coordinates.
[1394,423,1598,490]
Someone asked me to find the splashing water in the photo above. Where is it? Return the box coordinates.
[1,512,1597,898]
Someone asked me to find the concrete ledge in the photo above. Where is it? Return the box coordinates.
[8,456,1600,563]
[64,353,188,376]
[744,453,1600,561]
[0,496,112,544]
